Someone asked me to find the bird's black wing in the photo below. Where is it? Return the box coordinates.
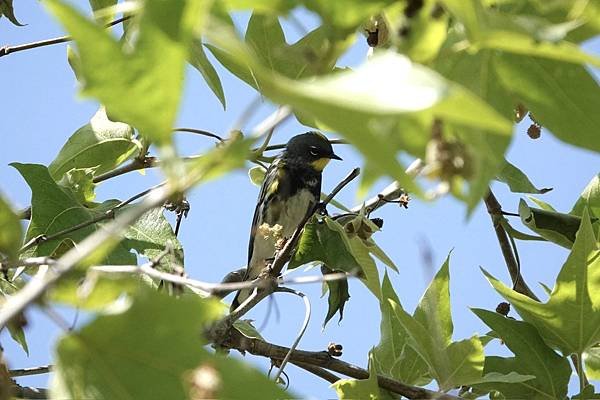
[246,157,283,268]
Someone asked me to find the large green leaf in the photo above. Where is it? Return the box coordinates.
[189,40,226,109]
[372,273,431,386]
[57,168,97,204]
[48,108,139,180]
[519,199,584,249]
[290,216,363,273]
[300,0,393,32]
[585,346,600,381]
[50,289,290,399]
[207,23,513,199]
[46,0,207,144]
[484,209,600,355]
[0,192,22,260]
[494,54,600,154]
[385,256,487,391]
[472,309,570,399]
[496,160,552,194]
[12,163,135,263]
[88,0,117,24]
[571,173,600,220]
[0,279,29,354]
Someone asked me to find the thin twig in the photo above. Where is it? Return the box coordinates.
[0,16,131,58]
[10,384,48,400]
[172,128,224,142]
[9,365,52,378]
[93,156,156,183]
[249,106,292,137]
[351,158,424,213]
[272,288,311,383]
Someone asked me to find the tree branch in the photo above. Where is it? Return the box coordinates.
[0,16,131,58]
[484,190,539,301]
[9,365,51,378]
[224,329,458,400]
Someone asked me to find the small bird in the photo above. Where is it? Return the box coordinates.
[231,131,342,310]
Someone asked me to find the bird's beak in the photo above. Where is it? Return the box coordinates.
[330,153,343,161]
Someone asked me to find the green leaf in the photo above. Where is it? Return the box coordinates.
[519,199,584,249]
[207,22,513,199]
[472,309,570,399]
[372,273,430,386]
[496,160,552,194]
[483,209,600,355]
[0,279,29,354]
[189,40,226,109]
[48,107,139,181]
[527,196,557,212]
[333,352,390,400]
[494,55,600,153]
[50,289,290,400]
[46,0,207,144]
[300,0,393,32]
[221,0,297,13]
[248,165,266,186]
[387,256,485,391]
[414,254,453,346]
[0,192,22,260]
[58,168,97,204]
[88,0,117,24]
[571,173,600,219]
[321,265,350,328]
[120,207,184,273]
[0,0,24,26]
[584,346,600,381]
[50,274,141,310]
[12,163,135,263]
[233,319,264,340]
[289,216,363,274]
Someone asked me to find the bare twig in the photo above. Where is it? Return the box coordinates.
[9,365,52,378]
[172,128,224,142]
[0,16,131,58]
[484,190,539,301]
[351,158,424,213]
[93,156,157,183]
[272,288,311,383]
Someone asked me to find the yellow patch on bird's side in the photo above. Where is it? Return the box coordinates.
[311,157,331,171]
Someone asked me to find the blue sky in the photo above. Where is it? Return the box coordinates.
[1,2,600,398]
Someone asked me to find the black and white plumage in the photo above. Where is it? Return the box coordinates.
[231,132,341,310]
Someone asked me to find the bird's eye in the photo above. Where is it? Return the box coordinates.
[309,147,319,156]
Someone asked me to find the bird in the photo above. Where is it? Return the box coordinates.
[231,131,342,310]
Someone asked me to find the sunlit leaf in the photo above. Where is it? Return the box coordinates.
[58,168,97,204]
[571,173,600,219]
[494,55,600,154]
[483,209,600,355]
[48,107,139,181]
[46,0,208,144]
[333,352,390,400]
[519,199,583,249]
[189,40,226,109]
[88,0,117,24]
[50,289,290,399]
[496,160,552,194]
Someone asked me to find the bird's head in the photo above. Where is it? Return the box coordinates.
[284,131,342,171]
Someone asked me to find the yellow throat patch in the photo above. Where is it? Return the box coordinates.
[311,157,331,171]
